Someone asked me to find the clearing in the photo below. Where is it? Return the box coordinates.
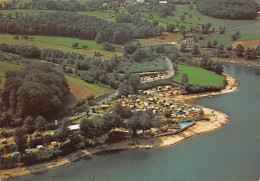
[173,64,225,87]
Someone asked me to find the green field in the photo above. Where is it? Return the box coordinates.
[173,64,225,87]
[119,59,166,73]
[202,32,260,47]
[139,4,259,32]
[0,61,23,89]
[0,9,116,21]
[65,76,115,95]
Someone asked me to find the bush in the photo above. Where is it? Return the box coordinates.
[102,42,115,51]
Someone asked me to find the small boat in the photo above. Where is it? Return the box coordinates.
[224,119,229,122]
[220,122,227,125]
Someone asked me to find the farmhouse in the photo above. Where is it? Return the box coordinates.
[159,0,168,3]
[185,37,194,43]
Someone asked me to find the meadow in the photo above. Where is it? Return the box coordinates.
[65,76,114,95]
[0,34,123,60]
[173,64,225,87]
[201,32,260,47]
[119,59,166,73]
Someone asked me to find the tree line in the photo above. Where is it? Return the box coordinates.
[197,0,259,20]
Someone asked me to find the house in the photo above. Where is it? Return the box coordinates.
[185,38,194,43]
[37,145,44,150]
[68,124,80,130]
[159,0,168,3]
[12,152,20,156]
[51,141,59,148]
[137,0,145,2]
[25,149,33,153]
[1,139,7,144]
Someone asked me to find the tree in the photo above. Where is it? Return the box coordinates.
[166,24,175,32]
[72,42,79,48]
[181,73,189,86]
[102,42,115,51]
[189,5,193,10]
[113,103,132,119]
[29,37,34,41]
[55,121,71,142]
[235,44,245,57]
[207,41,213,48]
[35,116,47,136]
[212,40,218,47]
[24,116,35,134]
[82,45,88,49]
[217,44,225,55]
[180,44,186,53]
[14,128,28,155]
[126,113,141,137]
[124,43,138,54]
[192,44,200,55]
[13,35,19,40]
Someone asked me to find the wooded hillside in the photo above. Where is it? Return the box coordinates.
[197,0,259,20]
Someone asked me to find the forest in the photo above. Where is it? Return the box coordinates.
[0,12,165,44]
[196,0,259,20]
[0,63,70,127]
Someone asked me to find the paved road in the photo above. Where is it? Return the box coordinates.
[141,41,177,47]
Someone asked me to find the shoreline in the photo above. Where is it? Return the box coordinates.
[0,73,239,180]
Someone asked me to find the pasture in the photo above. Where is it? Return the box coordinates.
[173,64,225,87]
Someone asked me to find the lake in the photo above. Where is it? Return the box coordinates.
[11,63,260,181]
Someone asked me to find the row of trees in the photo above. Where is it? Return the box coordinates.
[0,12,133,44]
[197,0,259,20]
[0,12,167,44]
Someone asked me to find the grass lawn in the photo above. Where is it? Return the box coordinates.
[119,59,166,73]
[173,64,225,87]
[0,61,23,89]
[65,76,115,95]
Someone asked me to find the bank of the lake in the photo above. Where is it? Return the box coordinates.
[6,63,260,181]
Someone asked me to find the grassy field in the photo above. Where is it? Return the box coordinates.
[173,64,225,87]
[139,4,259,32]
[136,32,183,45]
[173,5,259,30]
[232,40,260,48]
[119,59,166,73]
[0,35,123,60]
[0,61,23,89]
[66,76,115,95]
[201,33,260,47]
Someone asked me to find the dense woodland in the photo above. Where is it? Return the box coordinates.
[197,0,259,20]
[0,12,164,44]
[0,63,70,127]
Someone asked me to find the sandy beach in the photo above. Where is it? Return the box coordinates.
[0,73,239,180]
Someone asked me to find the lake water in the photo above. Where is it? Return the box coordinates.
[11,63,260,181]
